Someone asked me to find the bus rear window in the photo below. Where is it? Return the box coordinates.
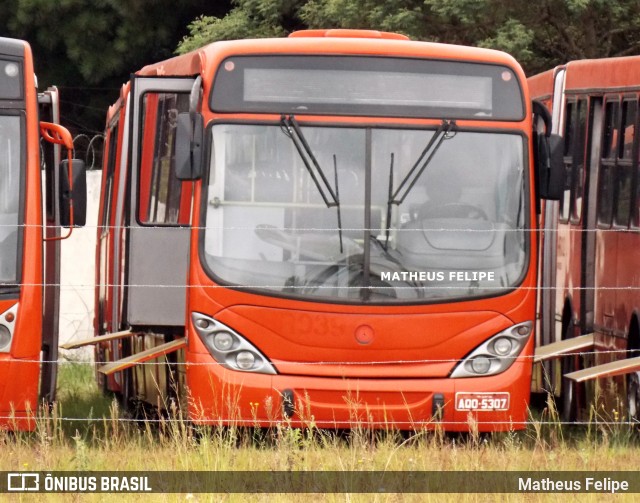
[0,59,23,100]
[210,56,524,120]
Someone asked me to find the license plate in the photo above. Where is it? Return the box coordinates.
[455,392,510,411]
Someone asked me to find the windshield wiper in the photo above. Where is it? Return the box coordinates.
[280,114,343,252]
[280,115,339,208]
[384,120,455,248]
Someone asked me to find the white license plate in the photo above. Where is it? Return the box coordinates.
[455,392,510,411]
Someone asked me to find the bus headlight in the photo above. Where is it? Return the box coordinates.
[0,325,11,352]
[236,351,256,370]
[493,337,513,356]
[450,321,532,378]
[213,331,234,351]
[0,303,18,353]
[191,312,277,375]
[470,356,492,374]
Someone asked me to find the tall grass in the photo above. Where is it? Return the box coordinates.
[1,363,640,501]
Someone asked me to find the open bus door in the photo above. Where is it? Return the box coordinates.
[38,87,62,403]
[62,76,198,402]
[82,76,198,404]
[124,76,197,327]
[37,86,86,404]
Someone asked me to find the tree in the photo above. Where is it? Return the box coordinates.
[177,0,640,75]
[177,0,303,54]
[3,0,231,134]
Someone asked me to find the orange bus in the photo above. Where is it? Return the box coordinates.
[530,57,640,423]
[0,37,85,430]
[88,29,562,431]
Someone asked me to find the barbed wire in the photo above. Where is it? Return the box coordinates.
[72,133,104,170]
[3,283,640,290]
[38,134,104,170]
[2,222,640,232]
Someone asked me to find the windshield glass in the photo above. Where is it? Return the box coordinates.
[203,124,527,303]
[0,115,21,285]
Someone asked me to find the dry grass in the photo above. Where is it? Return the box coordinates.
[1,363,640,502]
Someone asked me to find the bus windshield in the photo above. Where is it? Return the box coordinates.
[203,124,527,303]
[0,115,21,285]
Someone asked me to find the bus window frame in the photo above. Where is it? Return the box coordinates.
[209,55,527,122]
[612,97,637,229]
[632,96,640,229]
[597,97,620,229]
[197,118,533,307]
[569,97,588,225]
[135,90,192,228]
[559,99,575,224]
[0,110,26,297]
[100,114,120,234]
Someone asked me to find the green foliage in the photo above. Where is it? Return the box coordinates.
[1,0,230,133]
[478,19,536,68]
[177,0,640,75]
[9,0,186,84]
[300,0,424,37]
[177,0,300,54]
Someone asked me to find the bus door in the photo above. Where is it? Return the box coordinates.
[125,76,196,327]
[536,69,564,394]
[38,87,62,403]
[581,97,603,337]
[541,68,565,348]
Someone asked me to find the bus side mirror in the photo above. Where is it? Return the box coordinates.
[175,111,204,180]
[536,133,564,201]
[59,159,87,227]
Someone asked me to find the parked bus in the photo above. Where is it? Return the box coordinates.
[530,57,640,422]
[0,37,85,430]
[82,29,561,431]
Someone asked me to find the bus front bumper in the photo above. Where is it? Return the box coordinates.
[186,353,532,432]
[0,356,39,431]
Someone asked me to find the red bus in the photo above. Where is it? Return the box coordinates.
[0,37,85,430]
[530,57,640,422]
[86,29,561,431]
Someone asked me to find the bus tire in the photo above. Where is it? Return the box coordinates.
[560,318,581,423]
[628,372,640,424]
[627,320,640,424]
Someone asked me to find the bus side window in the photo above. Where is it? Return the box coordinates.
[597,100,620,227]
[102,122,119,230]
[614,99,636,227]
[634,100,640,229]
[570,98,587,223]
[138,92,191,225]
[560,101,574,223]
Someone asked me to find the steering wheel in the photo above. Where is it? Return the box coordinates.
[302,258,399,300]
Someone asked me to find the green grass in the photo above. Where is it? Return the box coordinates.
[1,363,640,501]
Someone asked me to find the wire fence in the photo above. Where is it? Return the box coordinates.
[5,151,640,429]
[8,347,640,365]
[0,415,636,426]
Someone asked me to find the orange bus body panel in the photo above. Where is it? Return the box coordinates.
[0,39,43,430]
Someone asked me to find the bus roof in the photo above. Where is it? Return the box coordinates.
[0,36,28,58]
[564,55,640,92]
[137,31,524,80]
[527,67,556,101]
